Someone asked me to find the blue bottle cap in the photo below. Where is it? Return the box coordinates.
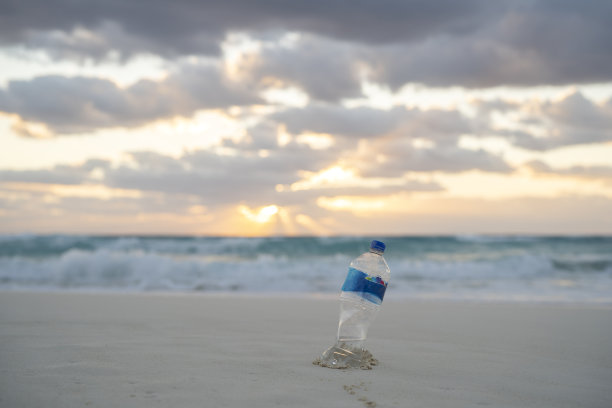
[370,240,386,253]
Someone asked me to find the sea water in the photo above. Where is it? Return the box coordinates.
[1,235,611,303]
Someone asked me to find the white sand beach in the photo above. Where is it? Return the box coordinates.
[1,292,611,408]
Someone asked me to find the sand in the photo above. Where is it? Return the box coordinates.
[1,292,611,408]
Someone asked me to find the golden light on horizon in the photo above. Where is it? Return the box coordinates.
[294,213,331,235]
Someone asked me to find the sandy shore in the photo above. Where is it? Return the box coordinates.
[1,292,611,408]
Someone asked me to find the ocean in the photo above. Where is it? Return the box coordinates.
[1,235,611,303]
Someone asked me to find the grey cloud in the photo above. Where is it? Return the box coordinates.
[0,147,320,207]
[104,145,340,207]
[0,0,493,59]
[360,142,512,177]
[0,137,444,211]
[371,34,541,89]
[112,147,439,207]
[271,91,612,159]
[21,20,221,62]
[234,120,280,151]
[407,110,474,143]
[473,99,520,114]
[272,103,511,176]
[245,36,364,102]
[2,1,611,90]
[0,168,84,185]
[545,92,612,130]
[0,63,260,134]
[0,159,110,185]
[495,92,612,150]
[274,104,472,141]
[274,105,404,138]
[109,148,444,206]
[526,160,612,184]
[369,3,612,88]
[245,3,612,91]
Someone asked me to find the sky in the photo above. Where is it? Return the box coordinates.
[1,0,612,236]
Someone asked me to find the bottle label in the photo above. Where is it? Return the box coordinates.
[341,267,387,305]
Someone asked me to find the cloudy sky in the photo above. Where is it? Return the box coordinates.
[1,0,611,235]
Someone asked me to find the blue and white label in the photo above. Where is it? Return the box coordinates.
[341,267,387,305]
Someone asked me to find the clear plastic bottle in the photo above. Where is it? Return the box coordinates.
[315,240,390,369]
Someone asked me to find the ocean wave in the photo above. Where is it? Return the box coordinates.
[0,248,349,293]
[453,234,543,243]
[1,235,611,303]
[551,258,612,273]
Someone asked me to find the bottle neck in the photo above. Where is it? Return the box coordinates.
[369,249,383,256]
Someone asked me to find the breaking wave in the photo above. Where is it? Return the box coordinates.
[1,235,611,303]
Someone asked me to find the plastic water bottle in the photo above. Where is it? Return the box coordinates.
[315,240,390,369]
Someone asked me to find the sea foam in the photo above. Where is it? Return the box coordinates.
[1,235,611,303]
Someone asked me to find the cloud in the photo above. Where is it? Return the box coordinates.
[271,103,511,175]
[360,142,512,177]
[0,159,110,184]
[105,150,298,206]
[104,144,441,206]
[238,35,364,102]
[545,92,612,130]
[235,7,612,96]
[526,160,612,185]
[2,1,611,90]
[368,3,612,88]
[0,136,447,210]
[274,104,472,140]
[0,1,494,59]
[489,92,612,150]
[2,143,340,207]
[0,62,260,134]
[226,120,280,151]
[275,105,403,138]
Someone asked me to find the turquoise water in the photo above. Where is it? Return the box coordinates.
[1,235,611,303]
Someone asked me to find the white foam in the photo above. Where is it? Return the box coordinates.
[0,235,611,303]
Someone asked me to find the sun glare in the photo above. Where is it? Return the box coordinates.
[239,204,279,223]
[316,196,385,211]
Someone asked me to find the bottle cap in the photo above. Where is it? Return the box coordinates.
[370,240,385,253]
